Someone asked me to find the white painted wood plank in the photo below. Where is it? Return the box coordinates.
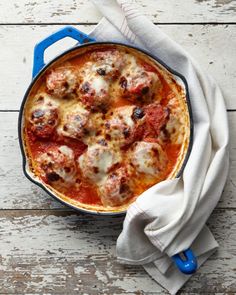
[0,24,235,110]
[0,209,235,293]
[0,25,93,111]
[0,2,234,294]
[0,0,235,24]
[0,112,235,209]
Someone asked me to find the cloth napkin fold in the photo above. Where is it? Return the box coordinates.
[88,0,229,293]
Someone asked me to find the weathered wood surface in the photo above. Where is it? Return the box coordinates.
[0,209,235,294]
[0,111,236,210]
[0,0,235,293]
[0,0,235,24]
[0,24,236,110]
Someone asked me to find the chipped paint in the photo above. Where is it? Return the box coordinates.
[0,0,236,23]
[0,0,235,293]
[195,0,236,12]
[0,210,235,293]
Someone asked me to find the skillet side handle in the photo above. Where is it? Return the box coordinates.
[172,248,198,275]
[32,26,95,78]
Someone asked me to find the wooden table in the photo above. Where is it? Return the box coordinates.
[0,1,235,293]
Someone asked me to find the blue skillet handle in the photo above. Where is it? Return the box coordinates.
[172,248,198,274]
[32,26,96,78]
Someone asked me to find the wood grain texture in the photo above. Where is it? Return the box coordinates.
[0,0,235,24]
[0,1,235,293]
[0,209,235,294]
[0,24,235,110]
[0,111,235,210]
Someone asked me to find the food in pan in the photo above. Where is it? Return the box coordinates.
[22,45,190,212]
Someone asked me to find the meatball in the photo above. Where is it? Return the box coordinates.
[119,56,161,102]
[78,144,120,183]
[78,50,126,110]
[105,106,137,146]
[80,78,109,110]
[99,167,133,207]
[90,49,125,80]
[143,103,169,137]
[29,93,59,138]
[36,145,77,185]
[131,141,167,175]
[46,67,78,98]
[57,104,89,140]
[79,67,110,111]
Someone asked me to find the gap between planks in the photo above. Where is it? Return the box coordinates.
[1,24,235,110]
[0,208,234,214]
[0,208,234,294]
[0,0,235,24]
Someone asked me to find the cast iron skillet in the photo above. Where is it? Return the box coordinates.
[18,26,197,274]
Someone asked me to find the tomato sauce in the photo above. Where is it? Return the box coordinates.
[165,143,181,174]
[158,74,175,107]
[62,182,101,205]
[112,97,134,108]
[27,128,87,159]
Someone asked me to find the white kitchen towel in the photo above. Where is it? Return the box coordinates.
[88,0,229,294]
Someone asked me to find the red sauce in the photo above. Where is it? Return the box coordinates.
[112,97,134,108]
[62,182,101,205]
[144,103,169,136]
[158,74,174,107]
[26,129,57,158]
[141,61,158,73]
[27,128,87,159]
[165,143,181,174]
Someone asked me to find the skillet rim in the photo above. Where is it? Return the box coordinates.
[18,41,194,216]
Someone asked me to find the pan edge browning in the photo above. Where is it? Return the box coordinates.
[19,43,192,214]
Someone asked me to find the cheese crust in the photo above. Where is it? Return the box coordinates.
[22,44,191,213]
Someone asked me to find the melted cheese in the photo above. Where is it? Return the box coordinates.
[105,105,136,145]
[46,67,77,97]
[120,55,159,99]
[36,145,77,185]
[90,50,124,78]
[78,144,121,183]
[118,106,135,128]
[99,167,132,207]
[57,103,89,140]
[165,97,187,144]
[29,93,59,113]
[91,75,109,94]
[131,141,167,175]
[81,62,109,96]
[58,145,74,158]
[28,93,60,137]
